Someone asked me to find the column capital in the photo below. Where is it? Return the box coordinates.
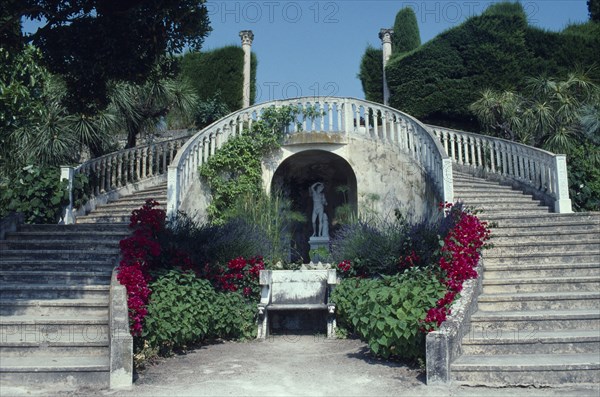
[239,30,254,46]
[379,28,394,44]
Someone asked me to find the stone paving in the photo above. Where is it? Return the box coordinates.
[4,336,598,397]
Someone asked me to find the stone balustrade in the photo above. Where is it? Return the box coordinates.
[60,137,188,224]
[167,97,453,216]
[430,125,572,213]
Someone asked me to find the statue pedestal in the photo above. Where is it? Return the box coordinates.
[308,236,329,263]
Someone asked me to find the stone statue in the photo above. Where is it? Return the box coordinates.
[310,182,329,238]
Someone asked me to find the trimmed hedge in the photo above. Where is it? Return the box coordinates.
[178,46,257,112]
[385,2,599,130]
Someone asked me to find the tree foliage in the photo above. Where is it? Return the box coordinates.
[589,0,600,21]
[1,0,211,113]
[358,46,383,103]
[391,8,421,57]
[179,46,257,116]
[384,2,599,130]
[470,72,600,211]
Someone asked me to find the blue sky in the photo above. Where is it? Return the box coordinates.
[21,1,591,103]
[201,0,591,103]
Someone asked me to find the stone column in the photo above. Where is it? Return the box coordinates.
[239,30,254,109]
[379,29,394,106]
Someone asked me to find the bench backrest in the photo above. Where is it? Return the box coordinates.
[260,270,337,305]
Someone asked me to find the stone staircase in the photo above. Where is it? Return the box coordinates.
[0,183,167,390]
[450,171,600,386]
[77,183,167,224]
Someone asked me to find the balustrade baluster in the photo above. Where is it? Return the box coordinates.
[476,138,483,168]
[147,146,154,177]
[456,135,464,165]
[372,109,379,139]
[449,133,456,161]
[203,137,209,163]
[116,153,122,187]
[511,146,519,179]
[382,112,388,142]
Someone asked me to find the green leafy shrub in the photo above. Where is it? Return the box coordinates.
[143,270,256,355]
[199,105,300,222]
[210,292,257,340]
[568,143,600,211]
[143,271,213,353]
[0,165,67,223]
[332,267,447,360]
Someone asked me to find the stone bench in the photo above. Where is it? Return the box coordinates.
[257,269,337,338]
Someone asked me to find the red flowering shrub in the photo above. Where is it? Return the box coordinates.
[422,203,491,331]
[213,256,265,299]
[337,259,352,273]
[118,199,166,336]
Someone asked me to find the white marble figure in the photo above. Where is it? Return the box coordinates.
[310,182,328,238]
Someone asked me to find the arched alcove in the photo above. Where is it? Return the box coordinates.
[271,150,358,262]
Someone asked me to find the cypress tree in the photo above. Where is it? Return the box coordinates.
[358,46,383,103]
[391,8,421,57]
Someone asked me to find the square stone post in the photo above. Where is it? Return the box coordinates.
[553,154,572,213]
[167,164,180,218]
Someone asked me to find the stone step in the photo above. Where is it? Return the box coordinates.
[477,208,552,217]
[465,202,550,211]
[83,207,148,215]
[453,185,517,194]
[483,262,600,279]
[454,189,538,204]
[0,284,110,299]
[0,316,109,339]
[0,249,120,261]
[0,298,108,317]
[1,343,108,358]
[487,240,600,255]
[450,353,600,386]
[16,223,129,232]
[490,229,599,243]
[0,355,109,389]
[0,270,111,285]
[0,259,115,271]
[482,213,600,226]
[461,329,600,355]
[455,195,539,204]
[482,276,600,294]
[483,251,599,265]
[76,215,130,224]
[99,200,166,209]
[4,231,129,241]
[477,291,600,311]
[452,178,515,187]
[0,239,121,250]
[469,309,600,331]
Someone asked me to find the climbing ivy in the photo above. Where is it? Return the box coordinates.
[199,106,301,222]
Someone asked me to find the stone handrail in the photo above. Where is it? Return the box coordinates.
[61,136,188,223]
[167,97,453,216]
[429,125,572,213]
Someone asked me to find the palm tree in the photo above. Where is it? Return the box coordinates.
[470,72,599,154]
